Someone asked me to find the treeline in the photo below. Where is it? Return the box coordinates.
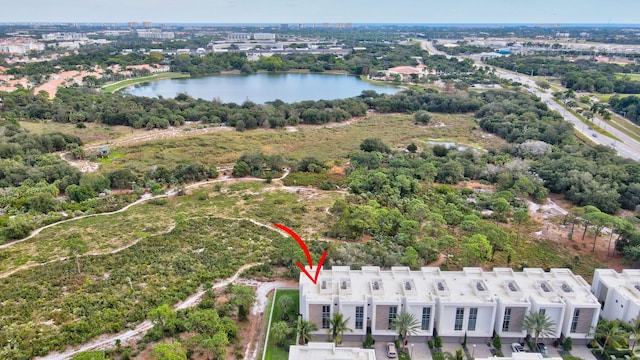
[0,87,487,131]
[485,55,640,94]
[609,95,640,124]
[435,43,494,55]
[474,90,640,214]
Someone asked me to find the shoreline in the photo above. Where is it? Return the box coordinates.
[101,72,190,93]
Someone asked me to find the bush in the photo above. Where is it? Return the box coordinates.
[492,333,502,349]
[562,337,572,351]
[363,333,375,348]
[434,336,442,349]
[428,340,434,349]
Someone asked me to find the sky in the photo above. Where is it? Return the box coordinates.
[3,0,640,24]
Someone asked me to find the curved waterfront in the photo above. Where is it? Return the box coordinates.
[123,72,400,103]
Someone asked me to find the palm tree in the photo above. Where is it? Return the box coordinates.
[596,319,627,354]
[523,312,556,346]
[296,319,318,345]
[392,311,421,352]
[624,317,640,351]
[328,312,353,345]
[444,349,465,360]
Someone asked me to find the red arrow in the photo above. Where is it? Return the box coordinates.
[274,223,327,284]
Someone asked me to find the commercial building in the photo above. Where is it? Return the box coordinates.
[0,38,45,54]
[136,29,174,40]
[299,267,599,344]
[592,269,640,323]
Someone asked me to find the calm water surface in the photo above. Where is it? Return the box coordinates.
[123,73,400,103]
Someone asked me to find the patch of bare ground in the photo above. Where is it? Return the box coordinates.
[526,194,626,272]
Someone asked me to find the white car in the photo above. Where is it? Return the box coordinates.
[511,343,525,353]
[386,343,397,358]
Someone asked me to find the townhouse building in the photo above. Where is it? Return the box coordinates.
[299,266,600,344]
[592,269,640,323]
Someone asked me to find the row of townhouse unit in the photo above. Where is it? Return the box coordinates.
[299,266,600,344]
[592,269,640,323]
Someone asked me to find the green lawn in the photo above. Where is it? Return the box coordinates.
[264,289,300,360]
[101,72,188,93]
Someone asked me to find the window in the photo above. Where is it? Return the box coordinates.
[571,309,580,332]
[454,308,464,331]
[539,308,546,316]
[322,305,330,329]
[356,306,364,330]
[468,308,478,331]
[422,307,431,330]
[502,308,512,332]
[388,306,398,330]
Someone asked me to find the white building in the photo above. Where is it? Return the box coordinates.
[477,353,561,360]
[227,33,250,42]
[254,33,276,41]
[300,267,599,344]
[592,269,640,323]
[289,342,376,360]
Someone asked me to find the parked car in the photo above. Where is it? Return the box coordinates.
[387,343,398,358]
[536,343,548,355]
[511,343,525,353]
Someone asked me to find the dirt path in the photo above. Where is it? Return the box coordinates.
[37,263,264,360]
[0,169,289,252]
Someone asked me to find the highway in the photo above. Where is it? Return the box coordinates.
[420,40,640,161]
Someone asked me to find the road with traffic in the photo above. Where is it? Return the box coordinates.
[420,40,640,161]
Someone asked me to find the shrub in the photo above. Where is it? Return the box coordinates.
[492,333,502,349]
[434,336,442,349]
[428,340,434,349]
[562,337,573,352]
[363,333,375,348]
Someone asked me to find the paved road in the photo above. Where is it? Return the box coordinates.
[420,40,640,161]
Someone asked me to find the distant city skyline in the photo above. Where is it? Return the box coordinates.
[3,0,640,25]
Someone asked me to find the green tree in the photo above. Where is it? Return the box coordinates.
[63,236,88,274]
[328,312,353,345]
[414,110,432,124]
[523,312,556,346]
[459,234,492,266]
[278,295,294,320]
[148,304,178,335]
[231,285,256,321]
[623,317,640,351]
[272,321,291,347]
[200,332,229,360]
[296,319,318,345]
[151,342,187,360]
[360,138,390,153]
[513,209,530,246]
[188,309,222,335]
[584,211,611,252]
[596,319,627,354]
[401,246,419,268]
[232,161,251,177]
[392,311,421,352]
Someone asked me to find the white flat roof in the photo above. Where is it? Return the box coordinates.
[301,267,598,307]
[477,353,561,360]
[595,269,640,304]
[289,342,376,360]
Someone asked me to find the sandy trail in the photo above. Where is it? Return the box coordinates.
[37,263,268,360]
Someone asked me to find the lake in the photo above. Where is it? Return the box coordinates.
[123,72,401,103]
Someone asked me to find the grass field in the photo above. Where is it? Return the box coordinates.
[18,120,132,145]
[615,73,640,81]
[264,289,300,360]
[98,113,507,174]
[101,72,189,93]
[0,181,340,276]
